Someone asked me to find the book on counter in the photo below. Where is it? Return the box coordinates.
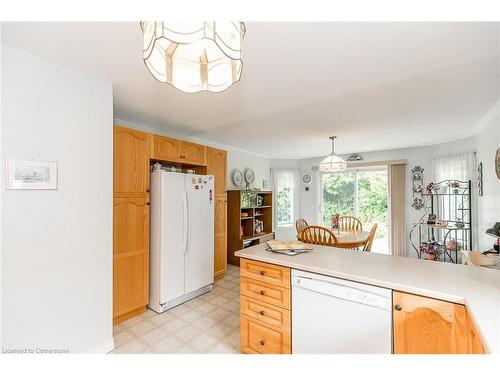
[265,240,313,256]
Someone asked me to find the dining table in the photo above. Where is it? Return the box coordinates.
[331,228,369,249]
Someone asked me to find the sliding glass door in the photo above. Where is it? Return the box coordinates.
[320,166,389,254]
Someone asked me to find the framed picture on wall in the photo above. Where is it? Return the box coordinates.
[6,158,58,190]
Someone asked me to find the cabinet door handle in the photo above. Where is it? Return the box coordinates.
[259,310,265,316]
[260,340,265,346]
[259,271,265,276]
[395,304,402,311]
[259,290,265,296]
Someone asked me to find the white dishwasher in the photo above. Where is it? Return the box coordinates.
[292,269,392,354]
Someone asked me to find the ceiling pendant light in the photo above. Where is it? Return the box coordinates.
[140,21,246,93]
[319,136,348,172]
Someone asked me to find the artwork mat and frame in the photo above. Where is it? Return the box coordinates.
[6,158,58,190]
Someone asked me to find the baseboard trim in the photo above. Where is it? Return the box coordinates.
[85,338,115,354]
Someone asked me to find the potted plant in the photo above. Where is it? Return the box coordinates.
[420,244,440,261]
[448,181,460,194]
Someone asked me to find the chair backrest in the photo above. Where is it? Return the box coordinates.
[363,224,378,252]
[295,218,309,239]
[339,216,363,231]
[300,226,338,247]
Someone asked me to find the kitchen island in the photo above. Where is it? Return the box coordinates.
[235,243,500,354]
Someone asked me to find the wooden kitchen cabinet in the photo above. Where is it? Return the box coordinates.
[113,197,149,323]
[240,259,291,354]
[208,147,227,279]
[213,195,227,279]
[180,140,206,165]
[151,134,180,163]
[113,125,151,323]
[393,291,468,354]
[206,147,227,194]
[151,134,206,166]
[113,126,151,197]
[466,311,485,354]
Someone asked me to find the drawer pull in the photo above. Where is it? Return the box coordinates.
[260,340,265,346]
[259,310,265,316]
[259,290,265,295]
[395,304,402,311]
[259,271,265,276]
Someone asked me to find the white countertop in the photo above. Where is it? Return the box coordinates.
[235,243,500,353]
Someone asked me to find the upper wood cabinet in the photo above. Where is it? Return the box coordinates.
[180,141,206,165]
[151,134,180,162]
[207,147,227,194]
[393,291,468,354]
[151,135,206,166]
[114,126,151,197]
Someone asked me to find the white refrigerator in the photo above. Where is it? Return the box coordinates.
[149,171,215,313]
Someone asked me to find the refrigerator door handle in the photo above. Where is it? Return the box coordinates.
[182,192,188,255]
[185,191,191,255]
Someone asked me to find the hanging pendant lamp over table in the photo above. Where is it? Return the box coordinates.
[319,136,348,172]
[140,21,246,93]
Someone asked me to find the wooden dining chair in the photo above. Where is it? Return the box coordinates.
[362,224,378,252]
[295,218,309,240]
[339,216,363,231]
[300,226,338,247]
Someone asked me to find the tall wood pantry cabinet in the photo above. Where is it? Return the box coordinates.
[206,147,228,279]
[113,126,151,323]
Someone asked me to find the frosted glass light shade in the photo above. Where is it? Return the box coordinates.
[141,21,246,93]
[319,154,348,172]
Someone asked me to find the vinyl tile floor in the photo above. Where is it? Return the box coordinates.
[112,264,241,354]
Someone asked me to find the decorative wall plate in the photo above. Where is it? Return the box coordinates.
[232,169,244,187]
[496,148,500,179]
[302,173,312,184]
[244,168,255,185]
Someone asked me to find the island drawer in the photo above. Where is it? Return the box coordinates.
[240,258,290,287]
[240,315,291,354]
[240,295,291,330]
[240,277,290,309]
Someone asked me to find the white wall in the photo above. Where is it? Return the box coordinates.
[475,111,500,249]
[0,26,3,350]
[299,137,478,256]
[1,45,113,353]
[115,119,272,191]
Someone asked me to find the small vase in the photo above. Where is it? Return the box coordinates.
[425,254,437,261]
[453,188,459,194]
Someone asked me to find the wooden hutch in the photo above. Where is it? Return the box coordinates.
[227,190,275,266]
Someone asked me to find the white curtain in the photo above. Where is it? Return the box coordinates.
[271,168,300,229]
[433,152,476,182]
[432,152,476,244]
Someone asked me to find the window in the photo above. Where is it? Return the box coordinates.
[272,169,299,228]
[320,166,389,254]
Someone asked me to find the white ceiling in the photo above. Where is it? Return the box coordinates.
[2,22,499,158]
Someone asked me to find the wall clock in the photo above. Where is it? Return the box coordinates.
[232,169,243,187]
[302,173,312,184]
